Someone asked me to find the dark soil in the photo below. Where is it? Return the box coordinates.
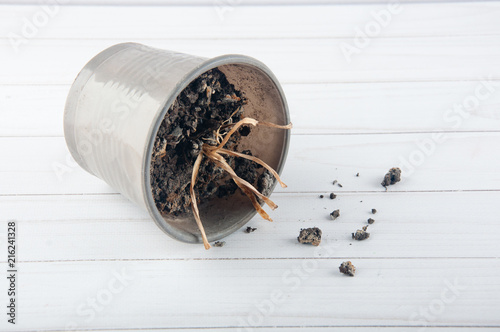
[330,209,340,220]
[245,226,257,233]
[214,241,225,247]
[297,227,322,246]
[257,170,274,198]
[352,229,370,241]
[371,209,377,214]
[339,261,356,276]
[329,193,336,199]
[319,195,324,198]
[150,68,271,217]
[367,218,375,224]
[381,167,402,188]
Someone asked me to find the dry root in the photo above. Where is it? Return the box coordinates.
[190,116,292,249]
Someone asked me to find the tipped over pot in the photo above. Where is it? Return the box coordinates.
[64,43,291,246]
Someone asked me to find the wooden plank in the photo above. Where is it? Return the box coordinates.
[14,329,495,332]
[1,36,500,85]
[1,191,499,262]
[0,84,69,137]
[1,259,498,330]
[0,0,492,6]
[1,133,499,195]
[2,3,500,39]
[3,81,500,137]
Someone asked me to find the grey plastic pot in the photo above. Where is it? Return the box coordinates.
[64,42,290,244]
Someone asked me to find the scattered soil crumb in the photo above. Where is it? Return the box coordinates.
[332,180,337,185]
[297,227,322,246]
[367,218,375,224]
[339,261,356,276]
[381,167,402,188]
[362,225,369,231]
[338,183,343,188]
[371,209,377,214]
[319,195,324,198]
[214,241,225,247]
[330,209,340,220]
[245,226,257,233]
[330,193,336,199]
[356,173,359,177]
[352,229,370,241]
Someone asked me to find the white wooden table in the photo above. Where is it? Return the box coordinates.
[1,1,500,331]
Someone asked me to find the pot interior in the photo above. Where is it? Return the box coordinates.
[150,62,289,243]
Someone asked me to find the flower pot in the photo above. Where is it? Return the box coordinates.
[64,42,290,244]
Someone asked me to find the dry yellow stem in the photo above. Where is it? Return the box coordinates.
[256,121,293,130]
[207,150,278,210]
[209,155,272,221]
[210,155,273,221]
[217,148,287,188]
[190,152,211,250]
[237,184,273,221]
[215,117,258,149]
[189,115,293,249]
[215,107,244,144]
